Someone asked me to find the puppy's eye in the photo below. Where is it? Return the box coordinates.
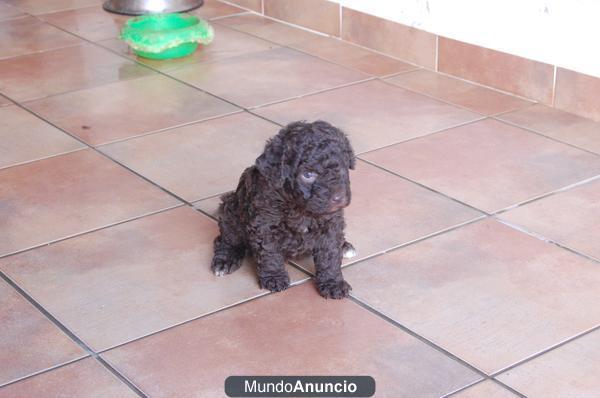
[300,171,318,183]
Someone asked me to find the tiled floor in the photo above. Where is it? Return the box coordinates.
[1,1,599,397]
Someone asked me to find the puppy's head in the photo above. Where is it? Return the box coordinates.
[256,120,355,214]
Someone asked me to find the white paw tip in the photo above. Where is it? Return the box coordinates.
[343,248,357,259]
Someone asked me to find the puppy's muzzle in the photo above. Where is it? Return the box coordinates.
[328,189,349,212]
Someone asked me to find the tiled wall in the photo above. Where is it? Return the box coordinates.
[222,0,600,121]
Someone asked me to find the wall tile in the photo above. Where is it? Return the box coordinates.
[438,37,554,104]
[341,7,436,69]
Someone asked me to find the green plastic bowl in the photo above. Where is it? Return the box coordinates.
[120,13,214,60]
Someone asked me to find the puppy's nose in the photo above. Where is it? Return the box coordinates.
[331,191,346,205]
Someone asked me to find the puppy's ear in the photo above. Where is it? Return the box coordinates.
[255,132,289,188]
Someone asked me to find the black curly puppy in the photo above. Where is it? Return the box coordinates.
[211,120,356,299]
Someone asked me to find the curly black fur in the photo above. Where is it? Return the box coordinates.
[211,120,356,299]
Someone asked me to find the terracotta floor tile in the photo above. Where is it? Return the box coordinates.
[453,380,519,398]
[361,118,600,213]
[500,178,600,260]
[0,1,24,21]
[3,0,102,15]
[39,5,128,42]
[254,80,480,154]
[100,112,275,201]
[189,0,244,20]
[290,35,417,76]
[0,358,135,397]
[498,104,600,155]
[498,329,600,398]
[0,207,307,351]
[0,105,84,169]
[215,13,320,45]
[99,24,277,72]
[103,283,479,397]
[170,47,368,108]
[25,74,239,145]
[0,149,179,257]
[294,161,482,272]
[0,16,81,59]
[345,219,600,374]
[0,280,85,386]
[386,69,533,115]
[0,43,154,102]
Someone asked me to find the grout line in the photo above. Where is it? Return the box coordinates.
[285,38,421,78]
[0,204,184,261]
[489,323,600,378]
[92,110,244,147]
[207,10,251,21]
[496,218,600,264]
[492,174,600,215]
[0,13,31,23]
[214,7,329,38]
[0,147,86,172]
[379,73,535,118]
[336,216,487,274]
[435,35,439,71]
[490,379,528,398]
[97,278,313,354]
[0,271,146,397]
[376,66,423,80]
[429,68,538,102]
[488,101,538,118]
[378,76,488,116]
[214,0,259,14]
[348,295,533,398]
[442,378,527,398]
[551,65,557,107]
[245,76,377,110]
[492,116,600,158]
[0,40,83,62]
[94,356,148,397]
[353,114,488,156]
[439,379,484,398]
[348,295,489,376]
[358,157,490,216]
[0,356,88,390]
[338,2,342,38]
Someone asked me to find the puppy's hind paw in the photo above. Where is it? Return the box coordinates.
[211,255,242,277]
[317,279,352,299]
[259,274,290,292]
[342,241,357,259]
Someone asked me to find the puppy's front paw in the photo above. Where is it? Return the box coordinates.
[211,255,242,277]
[259,274,290,292]
[317,279,352,299]
[342,241,357,259]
